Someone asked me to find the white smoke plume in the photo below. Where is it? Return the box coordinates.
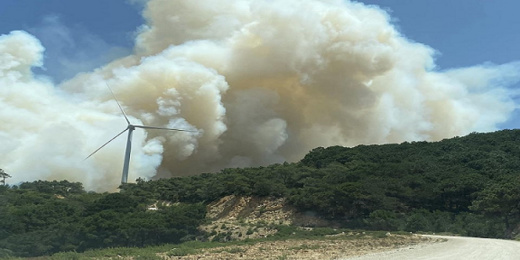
[1,0,519,191]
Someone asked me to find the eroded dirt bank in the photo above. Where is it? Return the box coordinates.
[164,195,441,259]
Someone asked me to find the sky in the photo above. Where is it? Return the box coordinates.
[359,0,520,128]
[1,0,520,189]
[361,0,520,69]
[1,1,519,76]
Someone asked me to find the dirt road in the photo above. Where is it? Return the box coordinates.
[341,235,520,260]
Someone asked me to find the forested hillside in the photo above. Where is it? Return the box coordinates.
[1,130,520,257]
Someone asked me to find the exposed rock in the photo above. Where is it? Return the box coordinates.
[160,195,441,259]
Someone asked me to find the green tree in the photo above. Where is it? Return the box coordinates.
[470,176,520,238]
[0,169,11,185]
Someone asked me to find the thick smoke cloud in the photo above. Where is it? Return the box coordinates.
[1,0,519,191]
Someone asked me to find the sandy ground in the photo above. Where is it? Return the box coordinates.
[341,235,520,260]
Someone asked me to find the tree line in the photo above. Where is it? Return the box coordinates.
[0,180,205,257]
[1,129,519,257]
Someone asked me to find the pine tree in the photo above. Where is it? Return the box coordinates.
[0,168,11,185]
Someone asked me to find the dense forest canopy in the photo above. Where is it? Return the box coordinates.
[1,129,519,257]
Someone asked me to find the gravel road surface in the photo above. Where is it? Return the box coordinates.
[341,235,520,260]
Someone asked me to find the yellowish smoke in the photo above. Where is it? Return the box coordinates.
[1,0,518,191]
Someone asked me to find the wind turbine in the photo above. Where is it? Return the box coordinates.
[86,84,192,184]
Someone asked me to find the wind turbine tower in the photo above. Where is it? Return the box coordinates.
[86,84,192,184]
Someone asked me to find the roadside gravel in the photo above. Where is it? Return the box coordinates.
[165,234,435,260]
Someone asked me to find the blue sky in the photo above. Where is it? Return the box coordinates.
[360,0,520,69]
[360,0,520,129]
[1,0,519,128]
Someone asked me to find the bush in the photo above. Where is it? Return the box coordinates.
[405,210,432,232]
[364,210,400,231]
[167,247,198,256]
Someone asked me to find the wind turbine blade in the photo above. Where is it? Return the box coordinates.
[106,82,131,125]
[85,128,129,160]
[134,125,196,132]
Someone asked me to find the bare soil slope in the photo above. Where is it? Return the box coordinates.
[163,195,440,259]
